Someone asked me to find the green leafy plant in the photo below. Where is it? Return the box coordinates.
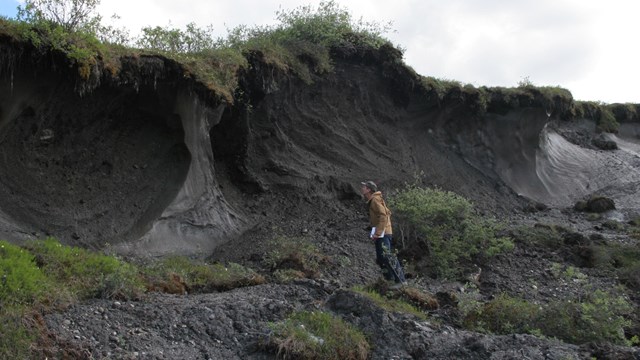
[267,310,370,360]
[540,289,632,345]
[464,292,541,334]
[388,184,513,279]
[17,0,102,32]
[25,238,144,301]
[272,0,392,49]
[597,106,620,133]
[137,22,218,53]
[549,263,587,281]
[462,289,634,345]
[220,0,395,83]
[0,241,51,307]
[1,238,143,357]
[574,101,621,133]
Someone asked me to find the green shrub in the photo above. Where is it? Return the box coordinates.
[273,269,306,283]
[144,256,265,292]
[220,1,395,83]
[462,290,634,345]
[510,224,564,249]
[420,76,460,100]
[388,185,513,279]
[0,241,51,307]
[602,219,625,231]
[13,20,105,80]
[597,106,620,133]
[549,263,588,282]
[465,293,541,334]
[264,236,328,278]
[540,290,632,344]
[137,22,217,53]
[267,310,370,360]
[628,218,640,240]
[272,1,391,49]
[574,101,620,133]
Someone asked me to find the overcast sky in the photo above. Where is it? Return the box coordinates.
[2,0,639,103]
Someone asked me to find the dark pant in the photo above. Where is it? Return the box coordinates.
[374,235,405,283]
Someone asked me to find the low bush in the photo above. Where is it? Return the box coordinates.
[510,224,564,249]
[0,241,51,307]
[628,218,640,240]
[388,185,513,279]
[462,289,634,345]
[574,101,621,133]
[581,243,640,291]
[464,293,541,334]
[267,310,370,360]
[541,289,632,344]
[597,106,620,133]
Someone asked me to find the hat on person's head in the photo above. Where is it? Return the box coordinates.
[361,180,378,192]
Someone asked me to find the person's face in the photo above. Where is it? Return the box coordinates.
[361,185,371,197]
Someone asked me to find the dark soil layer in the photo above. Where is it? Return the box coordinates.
[0,69,189,247]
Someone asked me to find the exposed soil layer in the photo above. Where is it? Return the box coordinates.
[0,69,189,247]
[1,40,639,359]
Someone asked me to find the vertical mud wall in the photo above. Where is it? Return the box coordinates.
[114,91,247,257]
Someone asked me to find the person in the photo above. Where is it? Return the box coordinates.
[360,180,406,287]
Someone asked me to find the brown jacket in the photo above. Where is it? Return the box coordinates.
[368,191,392,237]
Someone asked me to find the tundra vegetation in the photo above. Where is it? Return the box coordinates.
[388,183,514,279]
[1,0,637,126]
[265,310,370,360]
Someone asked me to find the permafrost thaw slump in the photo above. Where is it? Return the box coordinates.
[500,120,640,210]
[0,46,639,255]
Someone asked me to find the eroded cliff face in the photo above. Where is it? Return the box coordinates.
[1,40,639,257]
[0,49,246,256]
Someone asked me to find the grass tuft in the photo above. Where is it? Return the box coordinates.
[352,283,427,319]
[265,236,329,279]
[143,256,266,293]
[267,310,370,360]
